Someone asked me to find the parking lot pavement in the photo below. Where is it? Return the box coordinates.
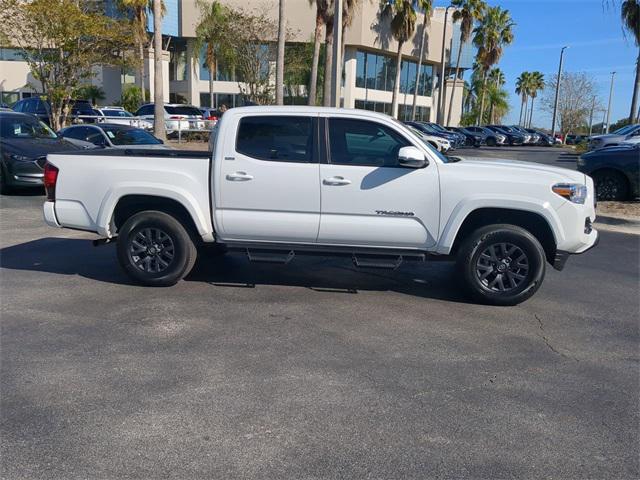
[1,178,638,478]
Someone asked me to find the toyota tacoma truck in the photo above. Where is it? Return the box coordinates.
[42,107,598,305]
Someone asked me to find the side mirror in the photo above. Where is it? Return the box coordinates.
[398,146,428,168]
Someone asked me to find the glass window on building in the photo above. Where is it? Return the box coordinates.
[0,92,20,107]
[356,51,366,88]
[356,50,433,97]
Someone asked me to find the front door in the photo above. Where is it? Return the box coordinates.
[318,116,440,249]
[217,114,321,243]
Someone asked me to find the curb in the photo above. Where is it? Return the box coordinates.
[595,215,640,235]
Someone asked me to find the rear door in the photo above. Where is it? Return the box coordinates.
[216,114,321,243]
[317,116,440,249]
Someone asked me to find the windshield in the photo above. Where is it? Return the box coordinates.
[0,116,57,139]
[613,124,639,135]
[102,110,133,118]
[165,106,203,116]
[102,127,161,145]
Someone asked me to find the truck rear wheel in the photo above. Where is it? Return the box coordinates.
[456,224,546,306]
[116,211,197,286]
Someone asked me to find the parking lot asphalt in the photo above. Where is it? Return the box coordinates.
[1,148,639,479]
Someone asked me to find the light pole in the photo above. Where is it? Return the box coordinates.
[330,0,343,108]
[437,6,454,124]
[605,71,616,134]
[550,46,567,141]
[588,96,596,136]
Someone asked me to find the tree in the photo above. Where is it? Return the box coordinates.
[77,85,106,106]
[540,72,598,136]
[152,0,165,140]
[445,0,486,126]
[118,85,146,112]
[192,0,234,109]
[622,0,639,122]
[411,0,433,120]
[472,6,514,124]
[119,0,165,104]
[0,0,133,130]
[308,0,329,105]
[487,67,504,122]
[275,0,286,105]
[526,71,544,128]
[381,0,417,118]
[515,71,531,126]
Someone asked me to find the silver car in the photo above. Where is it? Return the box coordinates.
[588,124,640,150]
[135,103,205,135]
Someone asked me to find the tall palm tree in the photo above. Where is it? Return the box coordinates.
[192,0,232,109]
[485,81,509,124]
[622,0,639,122]
[308,0,329,105]
[275,0,286,105]
[526,71,544,127]
[515,71,531,126]
[445,0,486,126]
[119,0,165,104]
[487,67,504,123]
[152,0,165,140]
[472,6,514,124]
[410,0,433,120]
[380,0,417,118]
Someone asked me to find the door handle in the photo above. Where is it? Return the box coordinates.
[323,176,351,186]
[226,171,254,181]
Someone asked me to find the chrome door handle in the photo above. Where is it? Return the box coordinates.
[226,171,254,181]
[323,176,351,186]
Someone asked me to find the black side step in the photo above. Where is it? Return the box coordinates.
[352,254,403,270]
[246,248,295,264]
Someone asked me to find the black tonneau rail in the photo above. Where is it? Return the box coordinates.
[52,148,211,158]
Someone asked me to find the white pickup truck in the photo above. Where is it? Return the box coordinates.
[43,106,598,305]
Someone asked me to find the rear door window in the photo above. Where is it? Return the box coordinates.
[236,116,313,163]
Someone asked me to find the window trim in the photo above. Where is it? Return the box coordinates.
[234,114,318,164]
[324,116,413,168]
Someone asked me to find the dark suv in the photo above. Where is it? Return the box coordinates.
[12,97,95,125]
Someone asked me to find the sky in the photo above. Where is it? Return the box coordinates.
[434,0,638,129]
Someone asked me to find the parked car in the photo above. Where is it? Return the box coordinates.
[526,128,554,146]
[565,134,588,145]
[449,127,483,147]
[407,126,452,152]
[43,106,598,305]
[486,125,525,145]
[578,144,639,201]
[134,103,205,135]
[423,122,466,148]
[464,126,506,146]
[58,124,169,150]
[510,126,539,145]
[620,131,640,146]
[587,125,640,150]
[0,111,80,193]
[94,107,153,130]
[12,97,96,125]
[404,121,459,149]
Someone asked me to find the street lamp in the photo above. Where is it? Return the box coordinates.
[550,46,568,141]
[437,5,454,124]
[605,71,616,134]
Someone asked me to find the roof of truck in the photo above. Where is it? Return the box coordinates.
[225,105,394,121]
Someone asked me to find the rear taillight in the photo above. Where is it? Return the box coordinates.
[207,116,217,121]
[44,162,58,202]
[170,116,181,119]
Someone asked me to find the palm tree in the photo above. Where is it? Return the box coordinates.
[526,71,544,127]
[472,6,514,124]
[485,81,509,124]
[445,0,486,126]
[275,0,286,105]
[308,0,329,105]
[77,85,106,106]
[622,0,639,122]
[192,0,232,109]
[515,71,531,126]
[381,0,417,118]
[119,0,165,104]
[487,67,504,122]
[410,0,433,120]
[152,0,165,140]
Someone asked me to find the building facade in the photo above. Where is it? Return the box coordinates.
[0,0,474,125]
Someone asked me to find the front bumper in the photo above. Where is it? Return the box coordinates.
[553,230,599,271]
[5,160,45,187]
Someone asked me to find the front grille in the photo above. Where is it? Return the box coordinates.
[35,156,47,169]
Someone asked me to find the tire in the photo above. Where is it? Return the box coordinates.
[456,224,546,306]
[592,170,629,201]
[116,210,197,286]
[486,137,497,147]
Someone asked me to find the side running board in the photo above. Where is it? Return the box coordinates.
[246,248,295,264]
[352,254,403,270]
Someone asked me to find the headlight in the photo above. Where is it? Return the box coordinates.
[552,183,588,204]
[8,154,33,162]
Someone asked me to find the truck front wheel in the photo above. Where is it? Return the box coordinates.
[116,211,197,286]
[456,224,546,306]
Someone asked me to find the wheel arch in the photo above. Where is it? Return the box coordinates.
[445,207,558,264]
[588,167,632,196]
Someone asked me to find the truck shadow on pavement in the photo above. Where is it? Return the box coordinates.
[0,237,469,303]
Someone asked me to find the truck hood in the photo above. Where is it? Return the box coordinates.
[458,157,586,184]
